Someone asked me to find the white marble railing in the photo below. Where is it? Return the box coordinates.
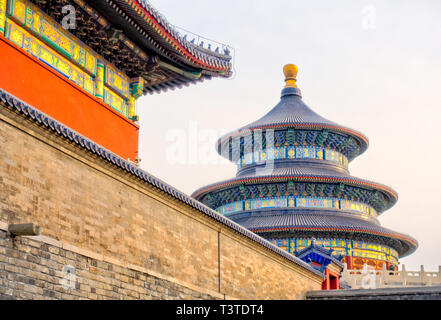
[340,263,441,289]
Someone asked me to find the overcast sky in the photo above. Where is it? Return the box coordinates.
[138,0,441,270]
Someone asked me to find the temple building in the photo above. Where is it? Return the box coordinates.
[0,0,232,162]
[192,64,418,271]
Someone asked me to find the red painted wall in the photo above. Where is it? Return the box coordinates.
[0,36,139,161]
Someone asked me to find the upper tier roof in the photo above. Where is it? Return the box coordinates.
[216,65,368,161]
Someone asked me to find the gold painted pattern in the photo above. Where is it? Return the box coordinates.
[104,87,128,117]
[0,0,7,35]
[340,199,374,217]
[130,76,144,99]
[105,65,130,98]
[217,195,376,219]
[128,97,136,119]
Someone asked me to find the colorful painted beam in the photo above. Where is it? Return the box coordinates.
[0,35,139,160]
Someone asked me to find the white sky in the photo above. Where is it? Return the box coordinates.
[138,0,441,270]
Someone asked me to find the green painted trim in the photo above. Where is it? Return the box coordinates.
[6,0,15,19]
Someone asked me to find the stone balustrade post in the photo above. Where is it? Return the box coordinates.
[401,264,407,286]
[381,263,387,286]
[340,265,441,289]
[438,266,441,284]
[378,272,384,288]
[420,265,425,285]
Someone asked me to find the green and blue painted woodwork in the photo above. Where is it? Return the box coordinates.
[216,196,376,218]
[7,0,97,75]
[238,145,349,169]
[0,0,7,35]
[3,0,142,120]
[130,76,145,99]
[205,181,388,214]
[103,87,128,117]
[5,19,95,95]
[104,65,129,99]
[95,61,105,100]
[232,129,360,162]
[268,237,399,265]
[128,77,144,120]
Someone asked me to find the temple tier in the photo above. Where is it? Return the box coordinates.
[192,64,417,271]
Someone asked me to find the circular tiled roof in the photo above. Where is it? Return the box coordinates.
[216,87,369,160]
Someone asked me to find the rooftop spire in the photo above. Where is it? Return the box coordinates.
[283,64,298,88]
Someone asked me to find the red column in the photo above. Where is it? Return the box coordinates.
[321,269,331,290]
[345,255,354,269]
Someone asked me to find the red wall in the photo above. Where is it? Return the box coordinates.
[0,36,139,161]
[322,269,340,290]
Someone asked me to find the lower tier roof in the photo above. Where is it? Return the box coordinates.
[0,88,322,278]
[231,211,418,258]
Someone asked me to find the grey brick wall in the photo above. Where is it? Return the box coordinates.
[0,230,220,300]
[306,286,441,300]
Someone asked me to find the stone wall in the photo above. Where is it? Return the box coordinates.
[0,228,221,300]
[0,101,322,300]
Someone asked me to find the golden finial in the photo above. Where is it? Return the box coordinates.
[283,64,298,88]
